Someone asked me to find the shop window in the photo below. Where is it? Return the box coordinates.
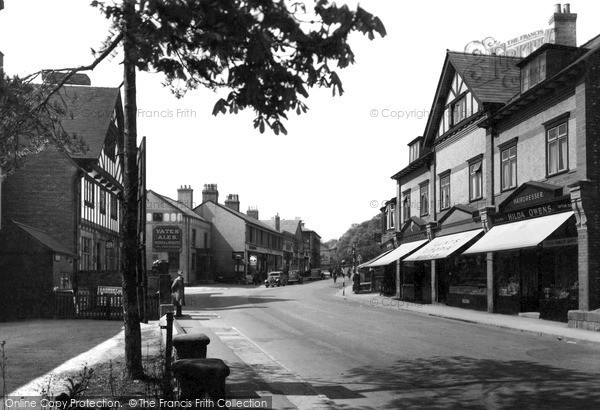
[419,182,429,216]
[402,190,411,222]
[99,190,107,215]
[469,161,483,201]
[501,145,517,191]
[546,122,568,175]
[152,212,163,222]
[439,173,450,211]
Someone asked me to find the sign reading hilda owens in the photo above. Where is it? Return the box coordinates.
[153,225,182,251]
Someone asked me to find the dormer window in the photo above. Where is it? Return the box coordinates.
[409,143,420,162]
[521,53,546,92]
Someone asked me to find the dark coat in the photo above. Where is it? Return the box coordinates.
[171,275,185,306]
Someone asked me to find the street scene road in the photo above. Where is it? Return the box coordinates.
[180,279,600,409]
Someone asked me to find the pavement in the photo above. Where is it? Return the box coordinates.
[334,282,600,346]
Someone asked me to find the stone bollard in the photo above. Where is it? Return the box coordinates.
[172,333,211,359]
[172,358,230,404]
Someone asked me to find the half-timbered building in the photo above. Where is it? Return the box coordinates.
[0,78,145,319]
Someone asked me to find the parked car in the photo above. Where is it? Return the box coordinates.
[265,271,285,287]
[309,268,324,280]
[287,270,303,285]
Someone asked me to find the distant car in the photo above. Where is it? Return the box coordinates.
[288,270,303,285]
[265,271,284,287]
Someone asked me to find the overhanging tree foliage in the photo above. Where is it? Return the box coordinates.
[3,0,385,378]
[337,214,382,265]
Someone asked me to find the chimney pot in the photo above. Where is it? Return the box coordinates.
[563,3,570,13]
[554,3,561,13]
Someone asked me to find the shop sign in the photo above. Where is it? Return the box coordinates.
[153,225,182,251]
[232,251,244,260]
[249,255,257,266]
[492,200,571,224]
[500,183,564,212]
[542,237,578,248]
[98,286,122,295]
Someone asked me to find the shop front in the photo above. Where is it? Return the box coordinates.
[367,239,428,296]
[404,227,484,308]
[463,183,578,321]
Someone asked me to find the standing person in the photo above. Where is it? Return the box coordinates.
[171,270,185,318]
[333,266,338,283]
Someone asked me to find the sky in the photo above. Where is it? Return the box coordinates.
[2,1,600,241]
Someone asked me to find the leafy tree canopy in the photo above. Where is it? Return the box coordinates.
[92,0,386,135]
[336,213,382,265]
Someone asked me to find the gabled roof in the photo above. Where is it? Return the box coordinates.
[447,52,522,104]
[422,52,521,145]
[201,201,281,234]
[51,85,121,160]
[13,221,76,256]
[148,190,209,223]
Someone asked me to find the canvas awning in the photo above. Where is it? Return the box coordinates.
[404,229,483,261]
[358,249,393,269]
[463,211,574,254]
[367,239,428,267]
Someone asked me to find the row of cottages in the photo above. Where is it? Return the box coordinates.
[370,5,600,325]
[144,183,324,284]
[0,74,146,320]
[194,185,285,280]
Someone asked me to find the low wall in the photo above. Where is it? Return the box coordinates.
[568,309,600,331]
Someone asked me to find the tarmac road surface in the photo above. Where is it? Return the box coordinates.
[183,280,600,409]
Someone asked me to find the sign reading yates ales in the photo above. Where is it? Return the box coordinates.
[153,225,182,251]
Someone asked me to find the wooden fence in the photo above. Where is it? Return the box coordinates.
[55,290,159,320]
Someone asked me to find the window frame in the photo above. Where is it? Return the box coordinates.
[468,155,484,202]
[99,189,107,215]
[439,171,451,211]
[84,179,95,208]
[546,121,569,177]
[419,181,429,217]
[152,212,163,222]
[402,190,411,223]
[500,143,518,192]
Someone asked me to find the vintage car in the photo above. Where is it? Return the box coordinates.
[265,271,285,287]
[287,270,303,285]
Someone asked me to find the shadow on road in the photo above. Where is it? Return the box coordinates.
[330,355,600,409]
[185,293,293,311]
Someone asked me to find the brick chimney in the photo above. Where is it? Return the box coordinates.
[247,207,259,220]
[225,194,240,212]
[202,184,219,203]
[549,3,577,47]
[177,185,193,209]
[275,213,281,231]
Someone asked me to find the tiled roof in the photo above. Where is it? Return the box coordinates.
[260,219,302,235]
[447,52,522,104]
[148,190,209,223]
[50,85,121,160]
[13,221,75,256]
[206,201,281,234]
